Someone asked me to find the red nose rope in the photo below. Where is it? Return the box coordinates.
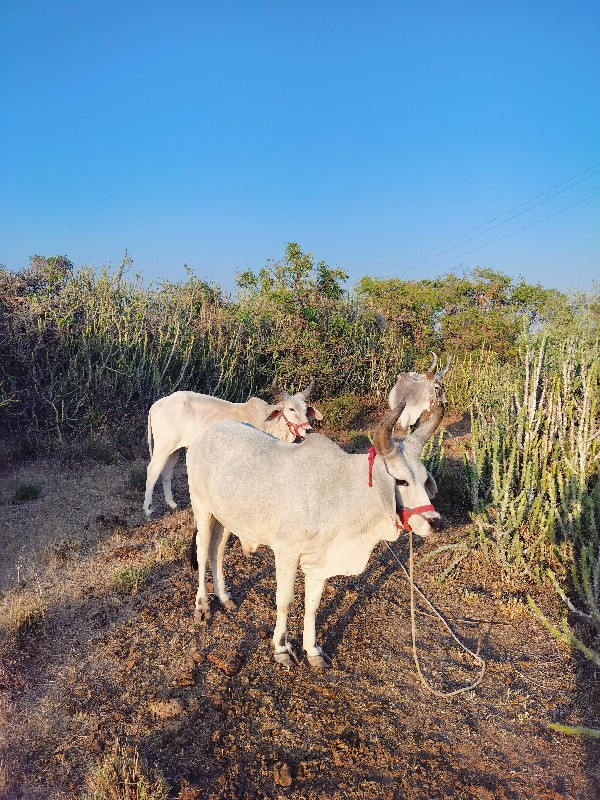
[279,412,311,439]
[367,446,436,532]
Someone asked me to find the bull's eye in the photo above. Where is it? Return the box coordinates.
[288,407,295,413]
[396,479,409,486]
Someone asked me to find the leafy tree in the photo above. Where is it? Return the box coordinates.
[356,268,566,359]
[236,241,348,315]
[20,255,73,294]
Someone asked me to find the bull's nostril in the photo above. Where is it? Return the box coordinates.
[430,516,444,531]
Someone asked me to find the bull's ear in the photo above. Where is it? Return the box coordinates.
[425,470,438,499]
[265,403,283,422]
[307,405,323,421]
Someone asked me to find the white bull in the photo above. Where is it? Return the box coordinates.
[388,353,451,428]
[186,399,444,667]
[143,379,322,517]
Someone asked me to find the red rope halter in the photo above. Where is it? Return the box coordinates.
[279,412,311,438]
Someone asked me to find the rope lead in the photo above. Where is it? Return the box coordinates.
[386,533,487,698]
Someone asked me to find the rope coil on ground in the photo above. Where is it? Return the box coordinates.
[386,533,487,698]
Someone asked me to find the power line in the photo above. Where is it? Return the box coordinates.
[403,169,600,271]
[406,190,600,280]
[395,160,600,269]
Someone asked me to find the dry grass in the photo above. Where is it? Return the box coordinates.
[0,586,46,636]
[85,739,169,800]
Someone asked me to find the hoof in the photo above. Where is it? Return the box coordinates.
[274,652,296,667]
[167,501,179,511]
[143,507,153,519]
[222,597,237,611]
[274,647,299,667]
[307,652,332,668]
[193,607,211,624]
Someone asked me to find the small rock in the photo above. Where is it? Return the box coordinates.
[273,762,293,787]
[207,643,241,675]
[190,649,205,664]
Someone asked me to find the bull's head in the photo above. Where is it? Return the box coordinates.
[373,398,445,538]
[265,376,323,441]
[429,351,452,390]
[390,352,451,429]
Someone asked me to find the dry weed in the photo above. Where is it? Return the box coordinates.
[85,739,169,800]
[0,588,46,636]
[153,534,189,564]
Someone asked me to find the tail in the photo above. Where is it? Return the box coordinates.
[188,528,198,571]
[147,410,153,458]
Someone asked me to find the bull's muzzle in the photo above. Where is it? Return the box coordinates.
[426,514,444,532]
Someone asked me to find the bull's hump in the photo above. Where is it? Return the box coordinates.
[298,433,342,454]
[212,418,275,443]
[244,396,267,412]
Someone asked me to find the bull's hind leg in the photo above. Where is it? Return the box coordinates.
[161,450,180,511]
[303,574,331,668]
[189,500,213,622]
[144,444,175,517]
[210,523,236,611]
[272,549,300,667]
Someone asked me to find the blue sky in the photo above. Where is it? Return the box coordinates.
[1,0,598,294]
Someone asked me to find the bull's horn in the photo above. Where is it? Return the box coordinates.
[301,377,315,400]
[437,353,452,379]
[409,401,446,449]
[373,401,406,457]
[271,374,284,403]
[426,352,438,379]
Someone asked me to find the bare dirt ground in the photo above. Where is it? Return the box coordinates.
[1,438,599,799]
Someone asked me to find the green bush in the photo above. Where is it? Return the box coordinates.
[126,466,147,493]
[114,567,149,594]
[13,482,42,502]
[317,394,363,432]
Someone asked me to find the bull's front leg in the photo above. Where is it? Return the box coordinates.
[303,574,331,668]
[272,549,300,667]
[189,501,213,622]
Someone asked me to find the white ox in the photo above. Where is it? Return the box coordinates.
[388,353,451,428]
[186,399,444,667]
[143,379,322,517]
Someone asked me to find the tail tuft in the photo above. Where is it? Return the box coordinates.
[188,529,198,571]
[147,411,153,458]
